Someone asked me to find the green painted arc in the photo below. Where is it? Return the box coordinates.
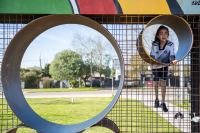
[0,0,73,14]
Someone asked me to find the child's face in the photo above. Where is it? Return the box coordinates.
[157,28,169,42]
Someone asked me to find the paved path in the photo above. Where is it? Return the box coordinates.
[22,90,117,98]
[125,93,191,132]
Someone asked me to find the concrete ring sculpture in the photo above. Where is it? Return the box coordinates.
[1,15,124,133]
[137,15,193,65]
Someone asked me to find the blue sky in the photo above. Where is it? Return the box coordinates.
[19,23,183,69]
[21,24,115,68]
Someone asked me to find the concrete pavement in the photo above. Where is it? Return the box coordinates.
[22,89,118,98]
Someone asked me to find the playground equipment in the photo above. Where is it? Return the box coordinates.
[1,14,124,133]
[1,1,200,133]
[137,15,193,65]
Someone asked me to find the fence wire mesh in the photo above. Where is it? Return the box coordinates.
[0,14,199,133]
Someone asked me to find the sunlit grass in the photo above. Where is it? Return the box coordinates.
[169,99,190,110]
[22,86,103,93]
[1,98,182,133]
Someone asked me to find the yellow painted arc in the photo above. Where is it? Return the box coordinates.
[118,0,171,14]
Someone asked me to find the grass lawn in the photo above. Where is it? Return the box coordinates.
[137,86,155,90]
[169,99,190,111]
[123,86,158,90]
[1,98,181,133]
[22,86,103,93]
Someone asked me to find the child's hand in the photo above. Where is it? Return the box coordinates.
[156,59,162,62]
[171,60,178,65]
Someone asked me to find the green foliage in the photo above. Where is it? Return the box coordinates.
[169,65,191,77]
[49,50,83,81]
[97,66,110,78]
[105,67,111,77]
[95,54,111,78]
[81,59,97,86]
[20,68,27,81]
[184,71,191,76]
[129,53,148,78]
[69,80,79,88]
[43,64,51,77]
[110,68,115,78]
[24,71,42,88]
[72,34,114,85]
[27,66,42,75]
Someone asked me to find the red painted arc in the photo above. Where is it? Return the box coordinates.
[76,0,118,14]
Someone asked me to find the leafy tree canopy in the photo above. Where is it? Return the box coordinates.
[23,70,42,88]
[43,64,51,77]
[49,50,83,81]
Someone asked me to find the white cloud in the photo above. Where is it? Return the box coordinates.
[41,34,70,45]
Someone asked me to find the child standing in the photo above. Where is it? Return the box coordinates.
[150,25,178,112]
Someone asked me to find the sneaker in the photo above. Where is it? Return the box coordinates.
[154,99,160,108]
[162,102,168,112]
[160,103,162,107]
[174,112,184,119]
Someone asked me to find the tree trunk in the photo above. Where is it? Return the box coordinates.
[83,78,86,87]
[100,74,102,86]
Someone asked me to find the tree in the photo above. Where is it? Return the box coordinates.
[96,54,111,81]
[129,53,148,78]
[72,33,115,66]
[72,33,115,83]
[110,68,115,78]
[23,70,42,88]
[80,59,97,87]
[43,64,51,77]
[49,50,83,81]
[27,66,42,76]
[169,64,191,77]
[20,68,28,81]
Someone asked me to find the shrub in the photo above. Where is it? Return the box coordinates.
[24,71,42,88]
[69,80,79,88]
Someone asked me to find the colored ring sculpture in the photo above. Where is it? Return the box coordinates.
[138,15,193,65]
[1,15,124,133]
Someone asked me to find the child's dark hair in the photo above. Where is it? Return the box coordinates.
[153,25,169,43]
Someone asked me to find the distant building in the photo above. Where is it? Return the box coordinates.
[88,72,105,80]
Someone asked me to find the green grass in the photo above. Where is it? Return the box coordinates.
[27,97,112,125]
[108,99,182,133]
[169,99,190,110]
[0,97,113,133]
[17,126,114,133]
[0,98,182,133]
[22,86,103,93]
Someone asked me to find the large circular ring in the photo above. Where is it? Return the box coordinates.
[1,15,124,133]
[137,15,193,65]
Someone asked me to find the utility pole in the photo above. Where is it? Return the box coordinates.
[90,42,93,88]
[112,59,114,95]
[39,53,42,70]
